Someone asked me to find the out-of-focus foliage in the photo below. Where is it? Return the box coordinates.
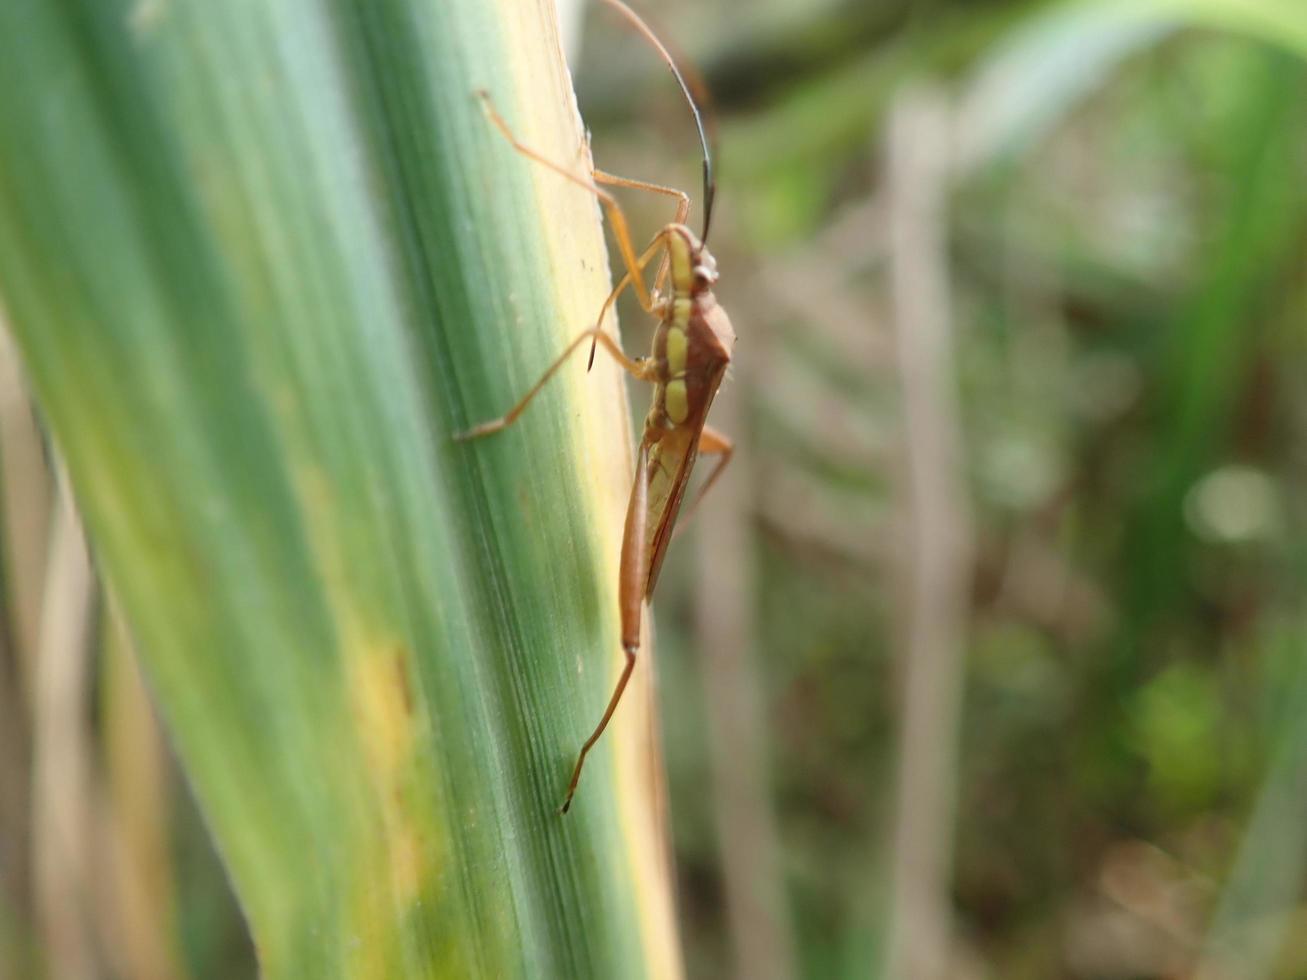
[577,0,1307,977]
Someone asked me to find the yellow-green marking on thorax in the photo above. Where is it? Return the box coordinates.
[669,226,693,293]
[665,329,687,376]
[661,230,695,425]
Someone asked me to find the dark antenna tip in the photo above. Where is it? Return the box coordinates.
[701,159,716,244]
[599,0,717,244]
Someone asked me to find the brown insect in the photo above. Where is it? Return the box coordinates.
[457,0,733,813]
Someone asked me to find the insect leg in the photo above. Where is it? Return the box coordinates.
[593,169,690,296]
[672,424,734,536]
[560,441,650,813]
[478,92,663,316]
[583,230,672,371]
[454,325,654,441]
[592,170,689,222]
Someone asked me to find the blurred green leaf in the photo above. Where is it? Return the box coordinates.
[1128,663,1226,810]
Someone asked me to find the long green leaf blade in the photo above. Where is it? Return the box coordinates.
[0,0,680,976]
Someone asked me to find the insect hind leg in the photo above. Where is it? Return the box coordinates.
[559,442,650,813]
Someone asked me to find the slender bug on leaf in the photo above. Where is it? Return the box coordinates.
[457,0,733,813]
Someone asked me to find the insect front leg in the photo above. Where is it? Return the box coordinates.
[477,91,665,317]
[560,442,650,813]
[593,168,690,305]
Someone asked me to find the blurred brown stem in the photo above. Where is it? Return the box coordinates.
[0,323,51,705]
[97,608,187,980]
[694,384,797,980]
[882,84,972,980]
[32,469,98,980]
[0,322,44,978]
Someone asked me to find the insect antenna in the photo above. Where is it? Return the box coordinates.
[599,0,717,244]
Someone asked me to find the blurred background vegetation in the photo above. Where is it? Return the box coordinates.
[3,0,1307,977]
